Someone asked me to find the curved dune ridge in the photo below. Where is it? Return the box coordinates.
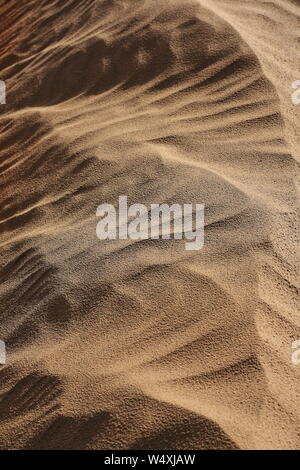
[0,0,299,450]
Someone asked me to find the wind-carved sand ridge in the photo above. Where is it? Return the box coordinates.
[0,0,299,450]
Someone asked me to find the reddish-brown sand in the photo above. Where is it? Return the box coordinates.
[0,0,299,450]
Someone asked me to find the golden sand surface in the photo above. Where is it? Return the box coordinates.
[0,0,299,449]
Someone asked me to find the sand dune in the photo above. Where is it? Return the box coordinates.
[0,0,299,450]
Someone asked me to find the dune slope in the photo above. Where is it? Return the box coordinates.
[0,0,299,450]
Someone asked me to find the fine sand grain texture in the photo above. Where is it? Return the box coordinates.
[0,0,299,450]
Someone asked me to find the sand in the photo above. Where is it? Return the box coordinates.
[0,0,299,450]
